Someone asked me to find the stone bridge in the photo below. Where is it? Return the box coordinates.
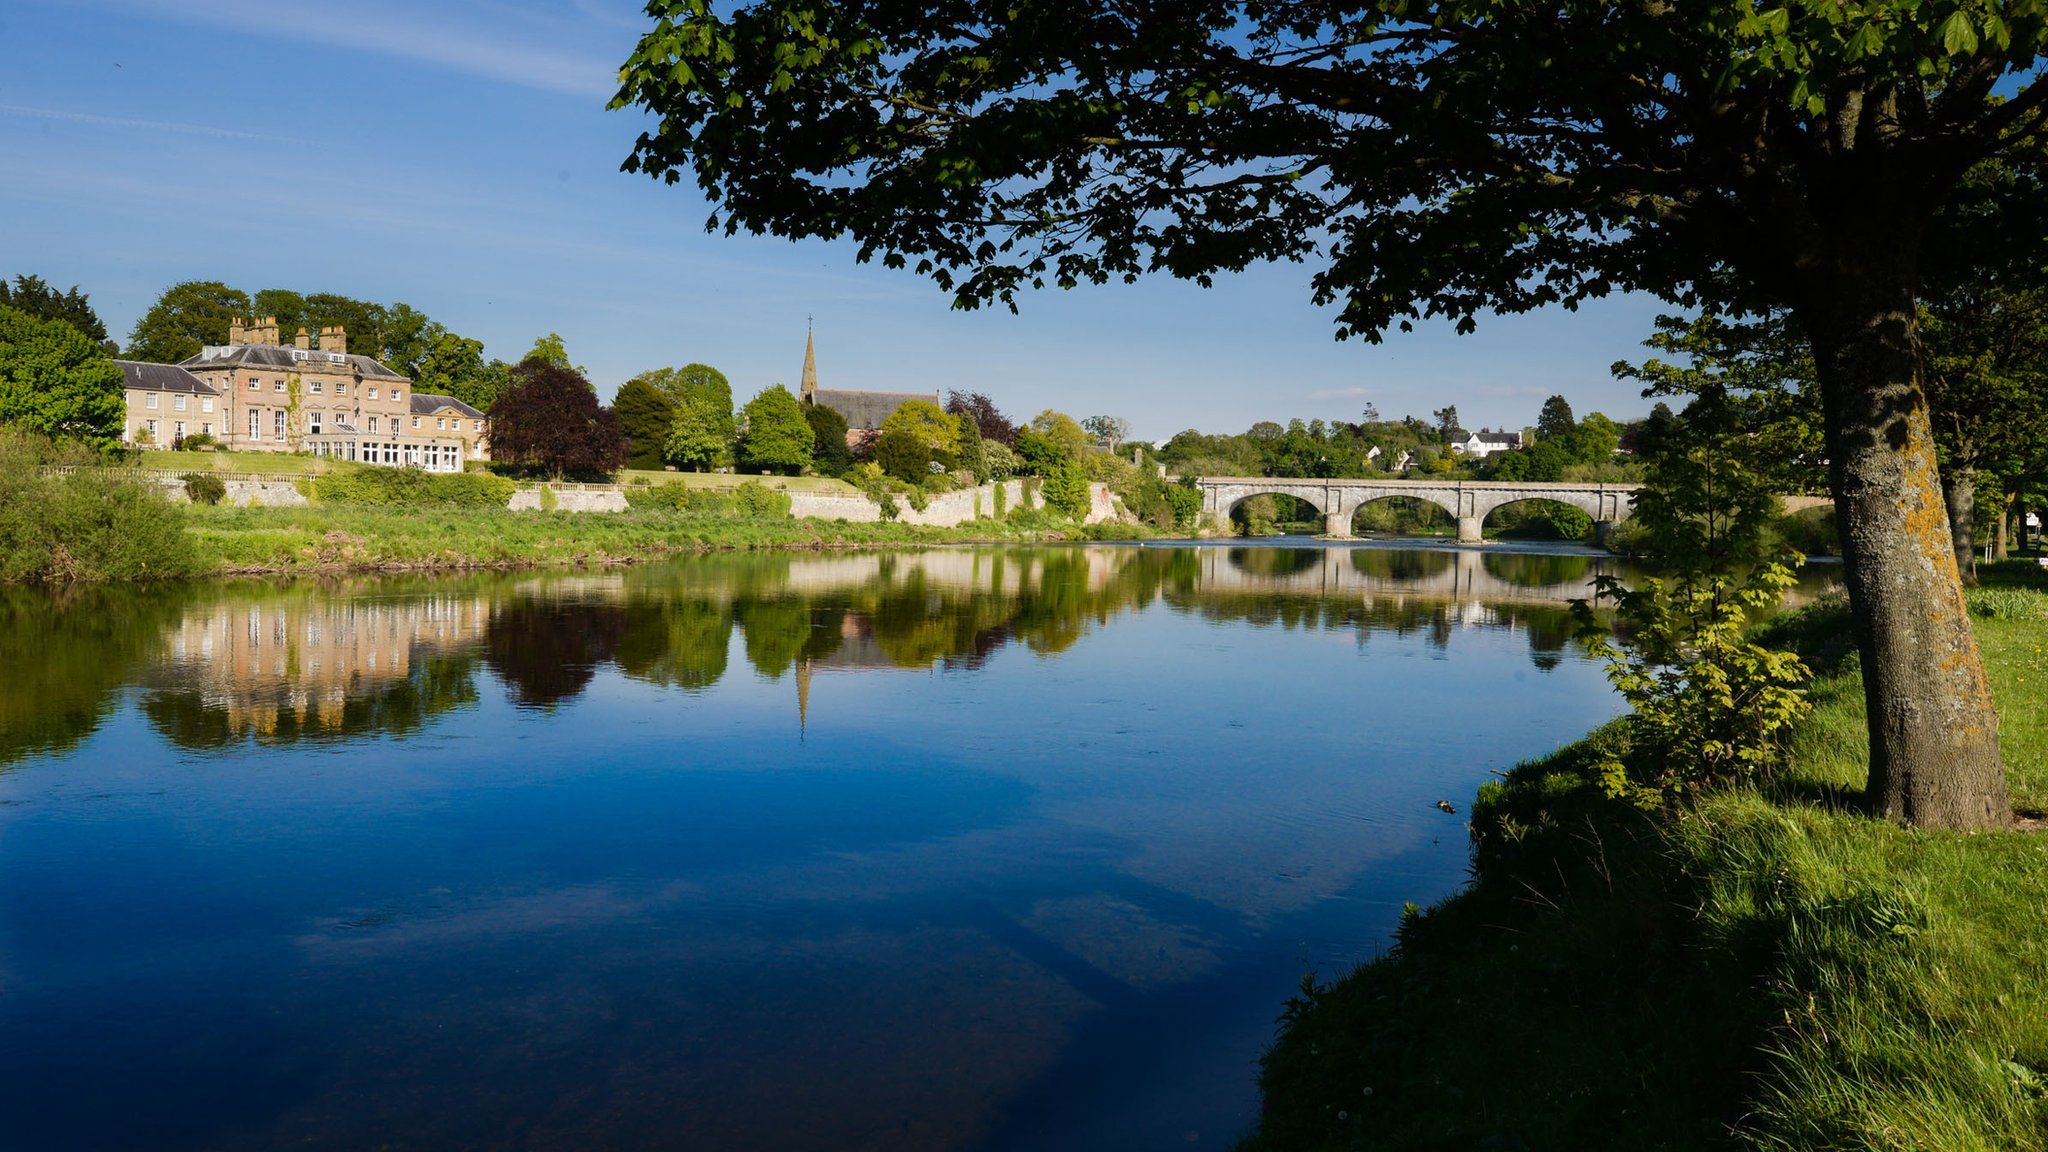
[1196,476,1640,543]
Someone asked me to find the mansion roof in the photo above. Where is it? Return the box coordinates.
[180,343,408,381]
[113,359,217,395]
[410,392,485,419]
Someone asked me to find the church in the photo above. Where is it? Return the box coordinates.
[797,329,939,448]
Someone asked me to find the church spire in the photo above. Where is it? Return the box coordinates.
[799,317,818,403]
[796,655,812,736]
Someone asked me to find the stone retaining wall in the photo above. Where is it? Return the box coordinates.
[148,471,1114,523]
[507,486,630,512]
[785,479,1116,527]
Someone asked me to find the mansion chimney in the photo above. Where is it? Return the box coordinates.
[294,327,312,350]
[228,317,247,345]
[317,325,347,354]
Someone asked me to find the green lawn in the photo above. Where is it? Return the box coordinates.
[1244,561,2048,1152]
[617,468,863,495]
[140,449,336,474]
[181,504,987,574]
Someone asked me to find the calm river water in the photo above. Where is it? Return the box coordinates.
[1,542,1724,1151]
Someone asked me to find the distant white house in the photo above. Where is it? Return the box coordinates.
[1365,445,1416,472]
[1449,429,1523,458]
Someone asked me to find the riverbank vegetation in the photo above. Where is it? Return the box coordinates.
[1244,564,2048,1152]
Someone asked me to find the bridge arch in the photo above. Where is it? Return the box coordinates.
[1477,494,1605,545]
[1345,492,1461,539]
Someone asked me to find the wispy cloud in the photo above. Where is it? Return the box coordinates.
[92,0,621,99]
[0,102,310,144]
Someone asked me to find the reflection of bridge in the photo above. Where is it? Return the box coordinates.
[1196,545,1611,606]
[1195,476,1639,543]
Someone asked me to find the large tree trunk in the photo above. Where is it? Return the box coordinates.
[1942,466,1978,584]
[1993,495,2010,560]
[1800,271,2009,831]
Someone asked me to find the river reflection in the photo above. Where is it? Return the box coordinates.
[0,544,1805,1151]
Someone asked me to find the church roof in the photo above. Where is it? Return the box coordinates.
[796,325,936,429]
[809,389,940,430]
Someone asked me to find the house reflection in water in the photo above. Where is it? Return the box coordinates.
[148,595,491,747]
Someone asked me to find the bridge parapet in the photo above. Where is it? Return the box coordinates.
[1195,476,1641,542]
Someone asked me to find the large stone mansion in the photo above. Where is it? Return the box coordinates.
[118,317,487,470]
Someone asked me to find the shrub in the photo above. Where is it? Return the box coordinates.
[1545,504,1594,542]
[1042,463,1090,519]
[174,432,219,451]
[1577,564,1813,807]
[312,468,515,509]
[1163,480,1202,530]
[0,434,197,582]
[180,472,226,506]
[732,479,792,518]
[623,483,694,512]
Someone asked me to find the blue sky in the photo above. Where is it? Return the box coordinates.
[2,0,1674,439]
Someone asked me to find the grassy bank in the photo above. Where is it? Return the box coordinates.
[1245,561,2048,1152]
[180,504,1143,576]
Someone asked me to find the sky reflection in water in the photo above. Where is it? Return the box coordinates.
[0,543,1742,1151]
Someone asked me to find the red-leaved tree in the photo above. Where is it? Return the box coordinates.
[487,359,626,479]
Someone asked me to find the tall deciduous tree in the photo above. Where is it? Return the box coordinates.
[736,384,814,474]
[128,281,249,363]
[946,391,1017,445]
[0,276,109,348]
[804,401,855,475]
[615,2,2048,826]
[875,399,961,482]
[613,377,679,470]
[665,397,730,471]
[0,304,125,452]
[1028,410,1089,458]
[630,363,736,444]
[1082,414,1133,451]
[487,359,626,478]
[523,333,587,380]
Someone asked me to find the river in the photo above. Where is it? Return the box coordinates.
[0,542,1805,1151]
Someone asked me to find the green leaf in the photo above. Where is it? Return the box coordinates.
[1940,11,1979,56]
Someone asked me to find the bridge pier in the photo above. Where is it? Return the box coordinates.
[1594,520,1615,547]
[1457,515,1483,544]
[1323,511,1353,539]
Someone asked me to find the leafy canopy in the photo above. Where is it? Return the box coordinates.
[615,1,2048,336]
[0,303,125,453]
[737,384,815,473]
[128,281,248,363]
[0,275,108,347]
[614,377,679,470]
[487,359,627,478]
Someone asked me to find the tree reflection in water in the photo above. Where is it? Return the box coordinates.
[0,545,1697,766]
